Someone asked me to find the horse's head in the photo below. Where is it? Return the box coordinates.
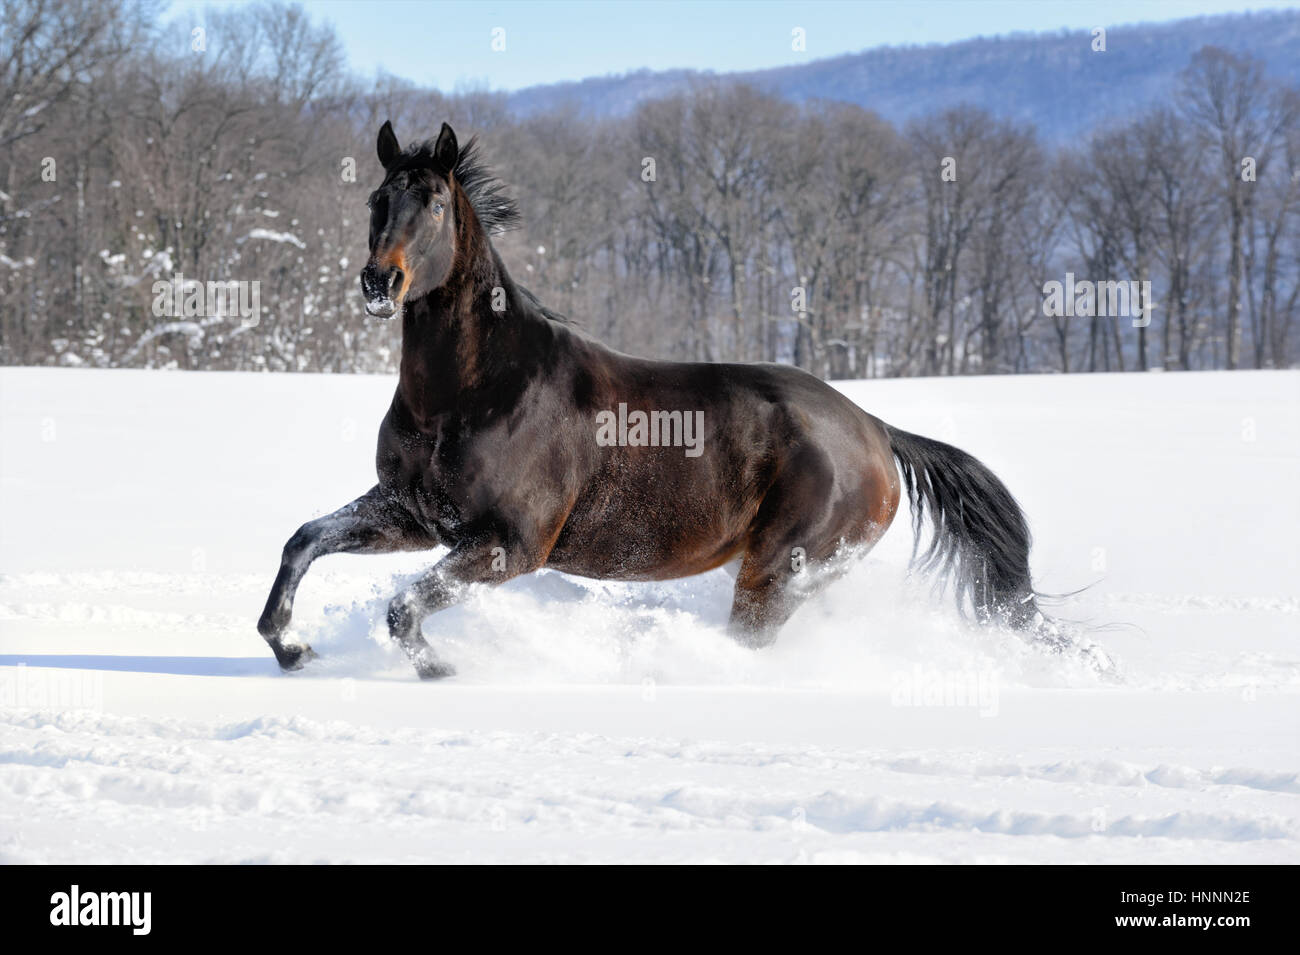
[360,120,460,319]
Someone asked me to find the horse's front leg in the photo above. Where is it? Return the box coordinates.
[258,486,430,670]
[386,538,526,679]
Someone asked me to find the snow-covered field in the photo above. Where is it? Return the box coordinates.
[0,366,1296,864]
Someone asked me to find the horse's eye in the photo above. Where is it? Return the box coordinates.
[432,200,445,216]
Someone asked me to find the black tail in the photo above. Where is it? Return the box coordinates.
[886,424,1042,630]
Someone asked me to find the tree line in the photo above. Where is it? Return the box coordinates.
[2,0,1298,377]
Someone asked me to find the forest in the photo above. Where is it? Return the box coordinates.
[2,0,1298,377]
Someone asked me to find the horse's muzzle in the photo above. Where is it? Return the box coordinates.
[360,262,404,318]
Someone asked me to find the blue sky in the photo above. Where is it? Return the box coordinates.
[166,0,1294,91]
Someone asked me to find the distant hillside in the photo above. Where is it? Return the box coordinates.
[506,10,1300,141]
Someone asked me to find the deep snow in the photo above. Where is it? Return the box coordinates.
[0,366,1296,863]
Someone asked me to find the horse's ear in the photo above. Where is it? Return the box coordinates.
[433,122,458,173]
[377,120,400,169]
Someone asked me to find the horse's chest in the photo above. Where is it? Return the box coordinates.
[377,420,488,537]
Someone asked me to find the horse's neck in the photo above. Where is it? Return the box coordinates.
[395,249,536,423]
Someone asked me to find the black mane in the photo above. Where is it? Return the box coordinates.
[394,135,521,237]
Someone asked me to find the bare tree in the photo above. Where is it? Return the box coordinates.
[1181,46,1295,369]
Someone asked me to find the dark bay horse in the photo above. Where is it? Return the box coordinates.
[258,121,1052,678]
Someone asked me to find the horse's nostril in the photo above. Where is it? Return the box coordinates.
[360,267,380,298]
[388,270,404,295]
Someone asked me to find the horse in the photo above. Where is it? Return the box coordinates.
[257,120,1058,679]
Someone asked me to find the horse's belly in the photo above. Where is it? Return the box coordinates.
[545,541,744,581]
[544,487,751,581]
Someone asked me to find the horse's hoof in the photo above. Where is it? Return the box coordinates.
[276,643,318,672]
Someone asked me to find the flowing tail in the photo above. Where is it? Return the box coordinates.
[885,424,1045,633]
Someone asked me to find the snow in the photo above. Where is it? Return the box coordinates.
[0,366,1296,863]
[237,228,306,249]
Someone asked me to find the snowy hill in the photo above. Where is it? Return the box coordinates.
[0,367,1296,862]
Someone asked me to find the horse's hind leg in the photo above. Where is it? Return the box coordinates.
[728,557,808,649]
[729,540,868,648]
[258,486,431,670]
[728,535,860,647]
[726,453,838,649]
[726,442,896,650]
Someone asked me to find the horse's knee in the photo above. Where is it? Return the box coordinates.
[282,521,320,564]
